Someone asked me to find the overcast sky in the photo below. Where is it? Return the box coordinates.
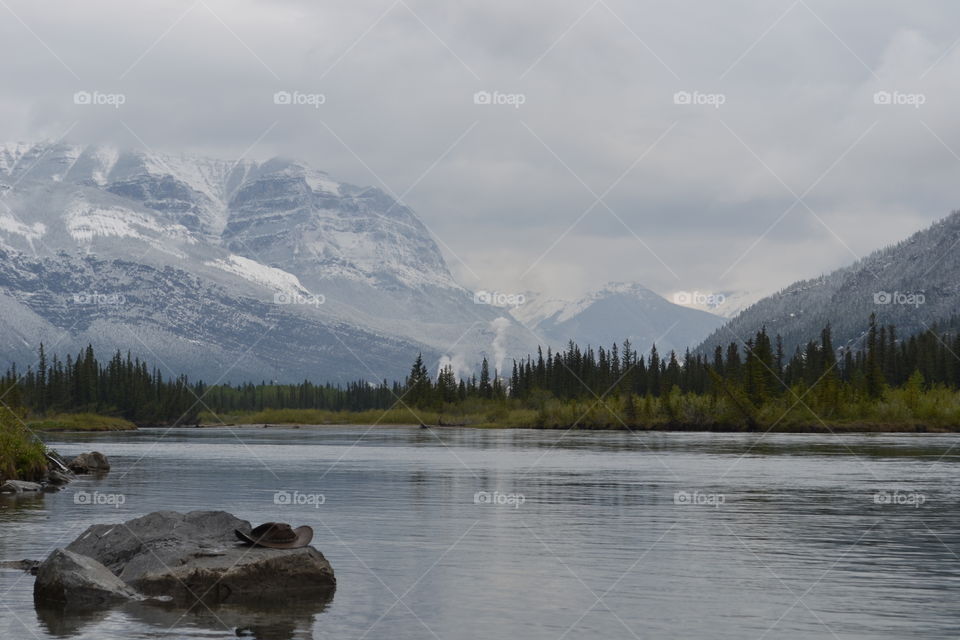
[2,0,959,305]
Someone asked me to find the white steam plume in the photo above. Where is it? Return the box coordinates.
[490,316,511,375]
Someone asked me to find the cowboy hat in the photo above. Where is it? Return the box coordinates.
[235,522,314,549]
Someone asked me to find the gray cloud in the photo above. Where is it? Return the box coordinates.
[2,0,959,304]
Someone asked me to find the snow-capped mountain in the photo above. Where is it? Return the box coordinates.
[513,283,725,355]
[698,210,960,356]
[668,289,761,319]
[0,142,535,382]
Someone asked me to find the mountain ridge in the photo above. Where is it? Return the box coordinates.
[513,282,725,356]
[698,209,960,357]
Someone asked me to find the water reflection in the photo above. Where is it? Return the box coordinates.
[126,594,334,640]
[34,603,110,638]
[34,594,333,640]
[0,491,46,512]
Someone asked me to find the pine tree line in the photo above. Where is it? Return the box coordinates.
[4,346,199,422]
[504,314,960,407]
[5,314,960,423]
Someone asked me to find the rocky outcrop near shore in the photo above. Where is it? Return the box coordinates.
[2,451,109,493]
[0,480,43,493]
[67,451,111,474]
[34,510,335,609]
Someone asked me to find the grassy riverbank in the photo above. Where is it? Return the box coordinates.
[0,406,47,482]
[196,386,960,432]
[197,407,459,427]
[26,413,137,432]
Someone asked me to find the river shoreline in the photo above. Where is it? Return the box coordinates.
[181,421,956,433]
[28,413,959,435]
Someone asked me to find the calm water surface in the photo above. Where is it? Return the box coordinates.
[2,426,960,639]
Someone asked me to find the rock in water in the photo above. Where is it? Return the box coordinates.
[0,480,43,493]
[46,470,73,485]
[0,559,40,573]
[67,452,110,474]
[34,549,139,605]
[65,510,335,603]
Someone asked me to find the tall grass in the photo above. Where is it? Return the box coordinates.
[27,412,137,431]
[0,405,47,482]
[200,407,450,426]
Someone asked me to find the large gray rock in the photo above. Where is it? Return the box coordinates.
[67,451,110,474]
[34,549,139,605]
[65,510,335,604]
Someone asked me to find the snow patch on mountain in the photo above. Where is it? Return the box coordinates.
[64,202,194,251]
[0,142,33,175]
[301,169,341,196]
[205,254,309,296]
[48,144,83,182]
[669,289,762,319]
[0,213,46,242]
[87,146,120,186]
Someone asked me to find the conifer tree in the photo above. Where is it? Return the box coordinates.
[479,357,492,399]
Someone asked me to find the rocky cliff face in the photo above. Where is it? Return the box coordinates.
[0,142,534,382]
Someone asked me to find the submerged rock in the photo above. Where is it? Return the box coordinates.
[62,510,335,604]
[0,480,43,493]
[67,452,110,474]
[34,549,139,606]
[46,469,73,485]
[0,559,40,573]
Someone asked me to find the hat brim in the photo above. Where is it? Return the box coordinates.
[235,525,313,549]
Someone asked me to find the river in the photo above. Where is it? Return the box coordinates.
[2,426,959,639]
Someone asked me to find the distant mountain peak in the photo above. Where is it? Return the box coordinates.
[513,281,723,355]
